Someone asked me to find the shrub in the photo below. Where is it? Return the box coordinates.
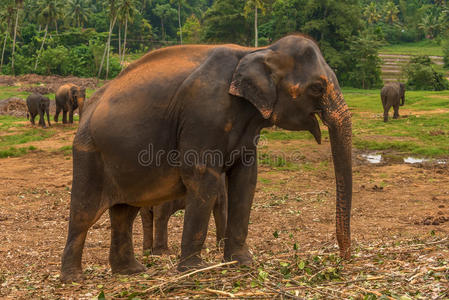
[37,46,71,75]
[404,55,449,90]
[443,39,449,68]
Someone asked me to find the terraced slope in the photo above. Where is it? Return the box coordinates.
[380,53,445,84]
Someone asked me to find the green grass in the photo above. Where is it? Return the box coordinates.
[380,40,444,57]
[0,86,31,99]
[0,115,55,158]
[261,88,449,157]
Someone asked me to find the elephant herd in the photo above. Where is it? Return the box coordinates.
[26,83,86,128]
[20,35,407,282]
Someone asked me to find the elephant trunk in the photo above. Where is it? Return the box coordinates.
[78,98,84,120]
[320,88,352,259]
[400,95,405,106]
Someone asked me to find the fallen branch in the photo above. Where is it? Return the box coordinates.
[356,286,395,300]
[142,260,238,293]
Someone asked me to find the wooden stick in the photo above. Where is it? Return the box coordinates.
[143,260,238,293]
[204,288,235,298]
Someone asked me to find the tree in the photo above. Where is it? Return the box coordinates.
[67,0,91,27]
[182,14,202,43]
[35,0,62,71]
[244,0,267,47]
[11,0,24,75]
[363,2,380,25]
[152,3,177,41]
[170,0,186,44]
[0,1,14,73]
[98,0,118,79]
[117,0,139,64]
[383,1,399,25]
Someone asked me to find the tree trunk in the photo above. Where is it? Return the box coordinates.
[178,1,182,44]
[122,16,128,64]
[106,15,117,80]
[34,24,48,71]
[254,7,258,47]
[0,30,9,73]
[161,19,165,41]
[118,23,122,59]
[55,19,58,33]
[11,7,19,75]
[98,15,117,79]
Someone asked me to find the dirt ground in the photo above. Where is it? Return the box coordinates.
[0,122,448,298]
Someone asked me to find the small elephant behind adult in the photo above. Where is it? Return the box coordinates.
[140,174,227,255]
[26,93,51,128]
[54,84,86,124]
[381,82,405,122]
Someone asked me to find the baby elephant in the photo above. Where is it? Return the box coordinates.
[381,82,405,122]
[26,93,51,128]
[140,174,227,255]
[54,84,86,124]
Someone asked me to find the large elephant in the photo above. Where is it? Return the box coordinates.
[26,93,51,128]
[54,84,86,124]
[140,173,227,254]
[61,35,353,282]
[381,82,405,122]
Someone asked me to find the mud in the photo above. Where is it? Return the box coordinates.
[0,74,100,90]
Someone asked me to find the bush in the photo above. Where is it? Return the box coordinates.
[404,55,449,90]
[37,46,71,75]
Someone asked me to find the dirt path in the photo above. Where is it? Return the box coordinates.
[0,132,448,298]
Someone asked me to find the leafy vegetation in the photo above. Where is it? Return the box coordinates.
[0,0,448,88]
[404,55,449,91]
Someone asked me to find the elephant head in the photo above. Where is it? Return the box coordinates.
[229,35,352,259]
[69,85,86,118]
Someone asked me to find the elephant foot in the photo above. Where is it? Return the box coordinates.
[60,269,84,283]
[111,259,146,275]
[224,245,253,267]
[177,255,207,272]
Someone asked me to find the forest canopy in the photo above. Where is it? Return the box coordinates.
[0,0,448,88]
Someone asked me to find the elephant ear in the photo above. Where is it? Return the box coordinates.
[229,49,284,119]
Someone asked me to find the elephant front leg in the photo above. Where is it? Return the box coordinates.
[38,110,46,128]
[109,204,146,275]
[62,110,68,124]
[69,108,74,124]
[223,162,256,266]
[213,174,227,248]
[178,168,220,271]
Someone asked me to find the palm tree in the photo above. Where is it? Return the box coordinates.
[170,0,186,44]
[363,2,380,25]
[98,0,118,79]
[0,1,14,73]
[117,0,139,64]
[34,0,61,71]
[244,0,266,47]
[383,1,399,25]
[67,0,90,27]
[11,0,24,75]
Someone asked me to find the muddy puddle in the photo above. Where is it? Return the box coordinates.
[357,151,448,166]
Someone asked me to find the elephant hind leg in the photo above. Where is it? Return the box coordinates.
[109,204,146,275]
[383,103,392,122]
[61,150,108,283]
[140,207,154,253]
[393,105,400,119]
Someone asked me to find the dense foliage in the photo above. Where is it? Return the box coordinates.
[0,0,448,88]
[404,55,449,90]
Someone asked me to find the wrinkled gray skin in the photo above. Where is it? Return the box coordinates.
[61,35,353,283]
[140,174,227,254]
[26,93,51,128]
[381,82,405,122]
[54,84,86,124]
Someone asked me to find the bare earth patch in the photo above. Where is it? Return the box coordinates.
[0,129,448,298]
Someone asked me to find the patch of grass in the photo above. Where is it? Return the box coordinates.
[58,145,72,156]
[0,86,30,99]
[380,40,444,57]
[0,145,37,158]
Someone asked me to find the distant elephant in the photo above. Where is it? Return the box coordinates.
[381,82,405,122]
[140,174,227,255]
[61,35,353,282]
[54,84,86,124]
[26,93,51,128]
